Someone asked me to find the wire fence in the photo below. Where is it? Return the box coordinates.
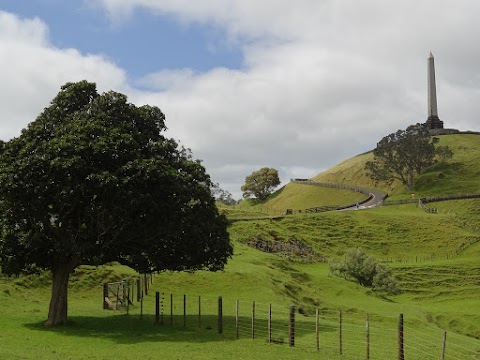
[383,193,480,206]
[116,285,480,360]
[290,179,378,197]
[290,179,380,214]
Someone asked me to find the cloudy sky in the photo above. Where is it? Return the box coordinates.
[1,1,479,198]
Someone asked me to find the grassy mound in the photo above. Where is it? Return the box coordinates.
[220,182,366,218]
[312,133,480,198]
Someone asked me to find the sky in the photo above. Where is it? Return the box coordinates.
[1,1,480,198]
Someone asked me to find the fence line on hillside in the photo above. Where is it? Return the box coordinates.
[289,180,382,214]
[108,286,480,359]
[291,179,377,197]
[418,199,438,213]
[380,251,464,264]
[129,291,479,360]
[383,193,480,206]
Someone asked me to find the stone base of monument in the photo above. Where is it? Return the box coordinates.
[428,128,460,136]
[426,115,444,130]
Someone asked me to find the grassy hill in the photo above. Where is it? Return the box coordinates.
[219,182,366,218]
[1,133,480,359]
[227,133,480,219]
[312,133,480,198]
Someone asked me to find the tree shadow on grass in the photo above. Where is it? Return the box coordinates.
[24,314,337,345]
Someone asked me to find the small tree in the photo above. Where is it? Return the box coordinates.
[365,124,437,190]
[211,183,237,205]
[0,81,233,326]
[435,145,454,163]
[329,248,400,295]
[241,167,280,201]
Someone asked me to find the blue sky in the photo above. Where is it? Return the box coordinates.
[1,0,480,197]
[2,0,242,78]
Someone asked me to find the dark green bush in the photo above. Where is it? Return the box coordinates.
[329,248,400,295]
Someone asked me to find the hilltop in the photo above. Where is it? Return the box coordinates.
[312,133,480,198]
[224,133,480,217]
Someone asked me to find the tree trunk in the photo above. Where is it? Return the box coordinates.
[45,261,75,326]
[406,169,414,191]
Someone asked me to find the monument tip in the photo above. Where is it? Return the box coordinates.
[429,51,434,58]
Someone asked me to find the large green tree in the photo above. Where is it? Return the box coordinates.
[365,123,437,190]
[0,81,232,326]
[241,167,280,201]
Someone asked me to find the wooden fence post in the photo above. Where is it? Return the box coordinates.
[339,310,343,355]
[126,284,130,315]
[218,296,223,334]
[170,294,173,325]
[252,301,256,339]
[398,314,404,360]
[103,283,108,309]
[289,305,295,347]
[160,292,164,325]
[316,308,320,352]
[440,331,447,360]
[198,295,201,328]
[155,292,160,324]
[183,294,187,328]
[115,284,120,310]
[366,313,370,359]
[268,304,272,344]
[236,300,239,339]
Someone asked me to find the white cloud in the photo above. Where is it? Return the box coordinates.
[0,11,127,140]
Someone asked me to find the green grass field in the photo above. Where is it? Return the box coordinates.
[2,200,479,359]
[1,134,480,359]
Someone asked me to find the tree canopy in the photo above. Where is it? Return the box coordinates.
[212,183,237,205]
[241,167,280,201]
[0,81,232,326]
[365,123,439,190]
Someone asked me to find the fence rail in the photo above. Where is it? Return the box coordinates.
[419,199,438,213]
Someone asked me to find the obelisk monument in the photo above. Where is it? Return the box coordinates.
[425,52,444,129]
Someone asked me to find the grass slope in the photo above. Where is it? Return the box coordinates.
[220,182,366,218]
[2,199,479,358]
[312,133,480,198]
[265,182,366,212]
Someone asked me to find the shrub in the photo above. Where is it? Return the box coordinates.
[373,263,401,295]
[329,248,400,295]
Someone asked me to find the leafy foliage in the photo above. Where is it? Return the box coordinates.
[329,248,400,295]
[365,123,438,190]
[241,167,280,201]
[0,81,232,325]
[211,183,237,205]
[372,263,401,295]
[435,145,454,163]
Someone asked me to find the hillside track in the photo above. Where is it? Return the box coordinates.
[291,179,385,211]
